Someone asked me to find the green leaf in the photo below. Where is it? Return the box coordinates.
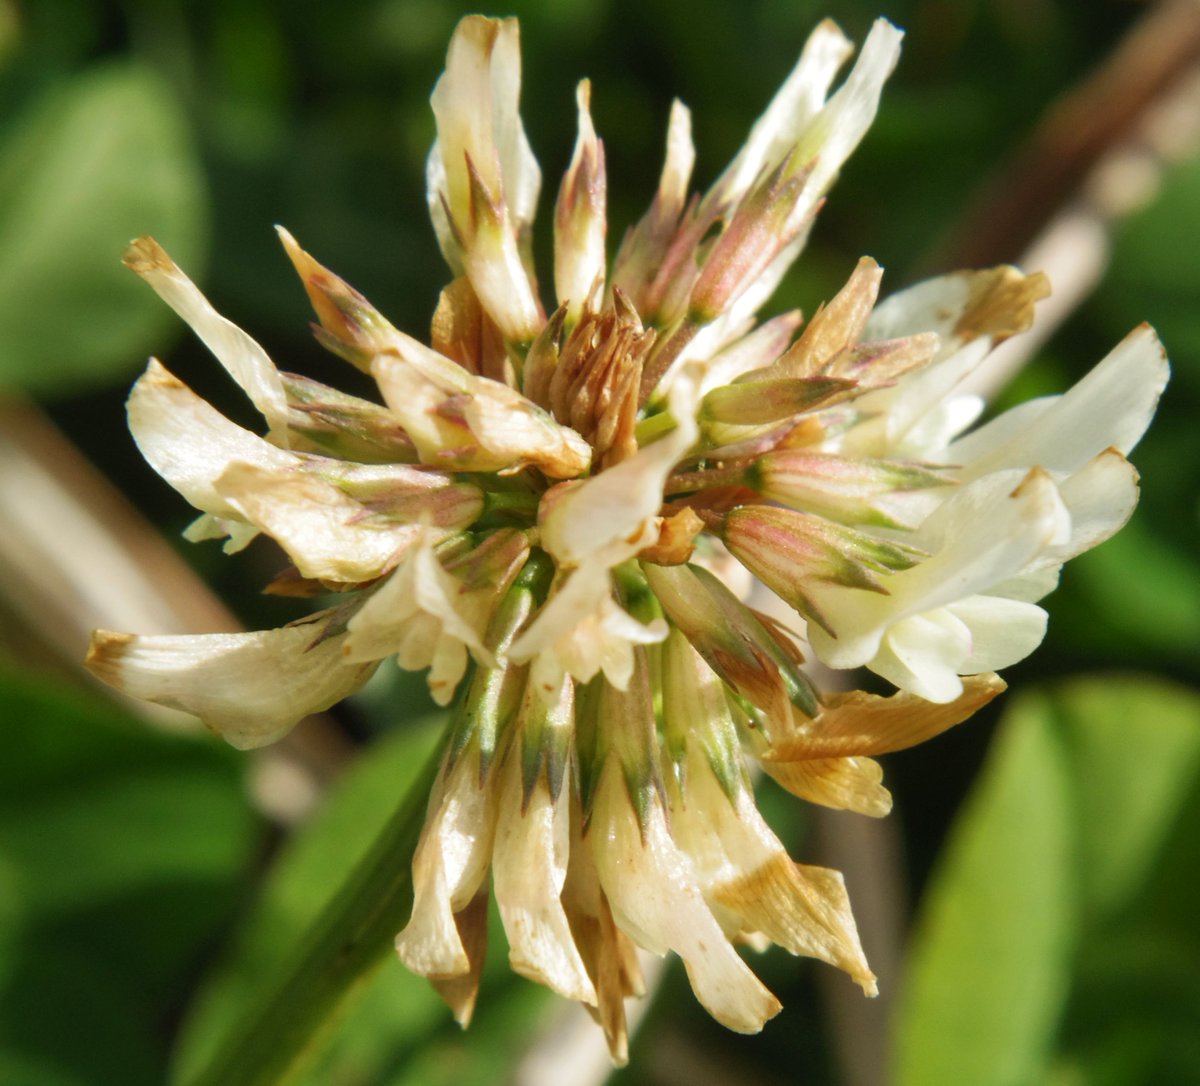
[0,667,261,1086]
[894,685,1076,1086]
[171,715,448,1086]
[1050,678,1200,918]
[0,61,207,395]
[894,676,1200,1086]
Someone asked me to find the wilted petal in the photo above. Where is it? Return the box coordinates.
[85,619,376,749]
[590,768,782,1032]
[765,673,1006,761]
[372,337,591,477]
[671,746,876,993]
[128,359,293,527]
[762,756,892,817]
[396,749,497,981]
[429,890,489,1026]
[492,750,597,1003]
[214,462,428,583]
[561,801,644,1065]
[123,237,289,438]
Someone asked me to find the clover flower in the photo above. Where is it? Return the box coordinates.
[86,14,1166,1062]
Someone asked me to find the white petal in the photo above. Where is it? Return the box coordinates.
[950,324,1168,477]
[868,610,973,703]
[128,359,293,522]
[946,595,1048,673]
[345,528,494,703]
[124,238,289,437]
[86,621,376,749]
[809,469,1069,669]
[1044,448,1141,565]
[794,20,903,212]
[508,564,666,690]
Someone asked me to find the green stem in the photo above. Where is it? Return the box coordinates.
[181,732,446,1086]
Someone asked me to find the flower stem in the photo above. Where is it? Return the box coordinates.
[180,731,447,1086]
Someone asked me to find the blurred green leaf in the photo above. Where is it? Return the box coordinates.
[895,676,1200,1086]
[172,710,561,1086]
[0,668,260,1086]
[0,61,207,396]
[171,715,447,1086]
[894,683,1076,1086]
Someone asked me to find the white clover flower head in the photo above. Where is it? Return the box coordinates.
[87,14,1167,1062]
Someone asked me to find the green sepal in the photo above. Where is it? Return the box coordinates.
[701,375,855,425]
[280,372,417,463]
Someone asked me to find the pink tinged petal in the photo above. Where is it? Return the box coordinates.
[950,324,1169,477]
[492,753,597,1004]
[462,169,544,343]
[213,462,427,583]
[671,748,876,994]
[589,768,782,1033]
[807,468,1069,671]
[789,20,902,219]
[371,339,590,477]
[698,310,803,393]
[127,360,293,526]
[85,622,377,750]
[706,19,853,208]
[609,100,695,314]
[555,81,607,323]
[123,238,289,439]
[396,750,497,980]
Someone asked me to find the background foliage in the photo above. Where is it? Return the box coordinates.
[1,1,1197,1084]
